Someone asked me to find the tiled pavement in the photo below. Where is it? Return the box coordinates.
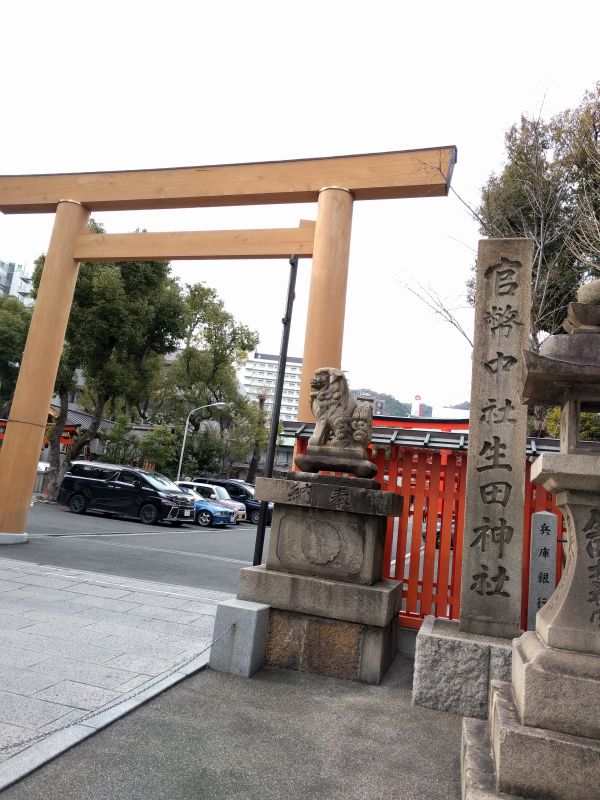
[0,556,234,787]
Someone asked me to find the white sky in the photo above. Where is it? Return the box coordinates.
[1,1,598,409]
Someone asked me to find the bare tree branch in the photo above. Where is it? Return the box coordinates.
[402,280,474,348]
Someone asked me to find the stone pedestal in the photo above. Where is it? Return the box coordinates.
[237,473,402,685]
[512,631,600,740]
[412,617,512,719]
[490,679,600,800]
[461,453,600,799]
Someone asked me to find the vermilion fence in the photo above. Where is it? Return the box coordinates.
[294,437,565,631]
[373,446,564,630]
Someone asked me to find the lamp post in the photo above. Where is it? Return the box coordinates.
[176,402,227,482]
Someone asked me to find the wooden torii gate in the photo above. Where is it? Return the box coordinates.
[0,147,456,542]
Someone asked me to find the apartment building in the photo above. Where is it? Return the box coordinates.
[241,351,302,421]
[0,260,33,306]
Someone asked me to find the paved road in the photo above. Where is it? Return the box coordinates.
[2,504,268,594]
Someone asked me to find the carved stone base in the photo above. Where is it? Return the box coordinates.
[512,631,600,740]
[490,681,600,800]
[255,475,402,585]
[412,617,512,719]
[265,608,396,685]
[295,444,377,479]
[245,472,401,684]
[237,566,401,628]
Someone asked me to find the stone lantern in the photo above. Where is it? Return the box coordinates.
[462,281,600,799]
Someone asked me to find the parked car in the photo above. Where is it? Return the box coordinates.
[57,461,195,526]
[177,486,237,527]
[193,477,273,525]
[176,481,247,523]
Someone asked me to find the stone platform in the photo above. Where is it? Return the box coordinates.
[512,631,600,739]
[238,566,401,684]
[461,632,600,799]
[412,616,512,718]
[489,681,600,800]
[462,683,600,800]
[264,607,396,685]
[230,473,403,685]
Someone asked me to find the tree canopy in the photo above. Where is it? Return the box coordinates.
[26,221,265,493]
[474,86,600,350]
[0,296,31,416]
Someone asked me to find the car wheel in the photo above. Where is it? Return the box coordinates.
[196,510,213,527]
[250,509,260,525]
[139,503,159,525]
[68,493,87,514]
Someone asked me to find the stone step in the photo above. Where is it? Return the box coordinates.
[490,680,600,800]
[461,717,527,800]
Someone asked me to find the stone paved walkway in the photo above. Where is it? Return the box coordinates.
[0,556,233,777]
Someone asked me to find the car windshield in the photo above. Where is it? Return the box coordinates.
[194,486,216,499]
[182,487,202,500]
[141,472,181,492]
[213,486,231,500]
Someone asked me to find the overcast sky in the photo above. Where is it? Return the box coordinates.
[2,1,598,411]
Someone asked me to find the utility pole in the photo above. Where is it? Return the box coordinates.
[253,255,298,566]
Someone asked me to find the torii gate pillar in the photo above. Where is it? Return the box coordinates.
[298,187,353,420]
[0,200,90,542]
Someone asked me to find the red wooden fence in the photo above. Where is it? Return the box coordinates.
[375,446,564,630]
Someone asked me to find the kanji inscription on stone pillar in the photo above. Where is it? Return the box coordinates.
[459,239,533,638]
[527,511,558,631]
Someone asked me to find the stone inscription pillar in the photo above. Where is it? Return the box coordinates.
[0,200,89,540]
[298,187,353,421]
[459,238,533,637]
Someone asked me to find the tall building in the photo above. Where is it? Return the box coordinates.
[241,352,303,421]
[0,260,33,306]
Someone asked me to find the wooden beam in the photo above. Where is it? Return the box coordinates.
[0,147,457,213]
[73,223,316,262]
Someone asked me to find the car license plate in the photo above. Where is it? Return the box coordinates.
[183,510,191,517]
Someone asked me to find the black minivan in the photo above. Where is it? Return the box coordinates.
[57,461,195,526]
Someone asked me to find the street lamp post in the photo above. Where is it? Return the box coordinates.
[176,402,227,482]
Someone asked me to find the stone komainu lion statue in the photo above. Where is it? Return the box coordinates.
[307,367,373,451]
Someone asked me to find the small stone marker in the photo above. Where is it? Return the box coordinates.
[209,599,269,678]
[459,238,533,638]
[527,511,558,631]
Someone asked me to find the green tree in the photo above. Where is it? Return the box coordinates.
[143,281,259,476]
[98,417,141,466]
[33,220,188,499]
[545,406,600,442]
[139,426,179,475]
[182,427,224,478]
[245,392,268,484]
[474,87,600,351]
[143,282,258,429]
[0,296,31,416]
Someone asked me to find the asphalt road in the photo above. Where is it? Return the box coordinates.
[2,502,268,594]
